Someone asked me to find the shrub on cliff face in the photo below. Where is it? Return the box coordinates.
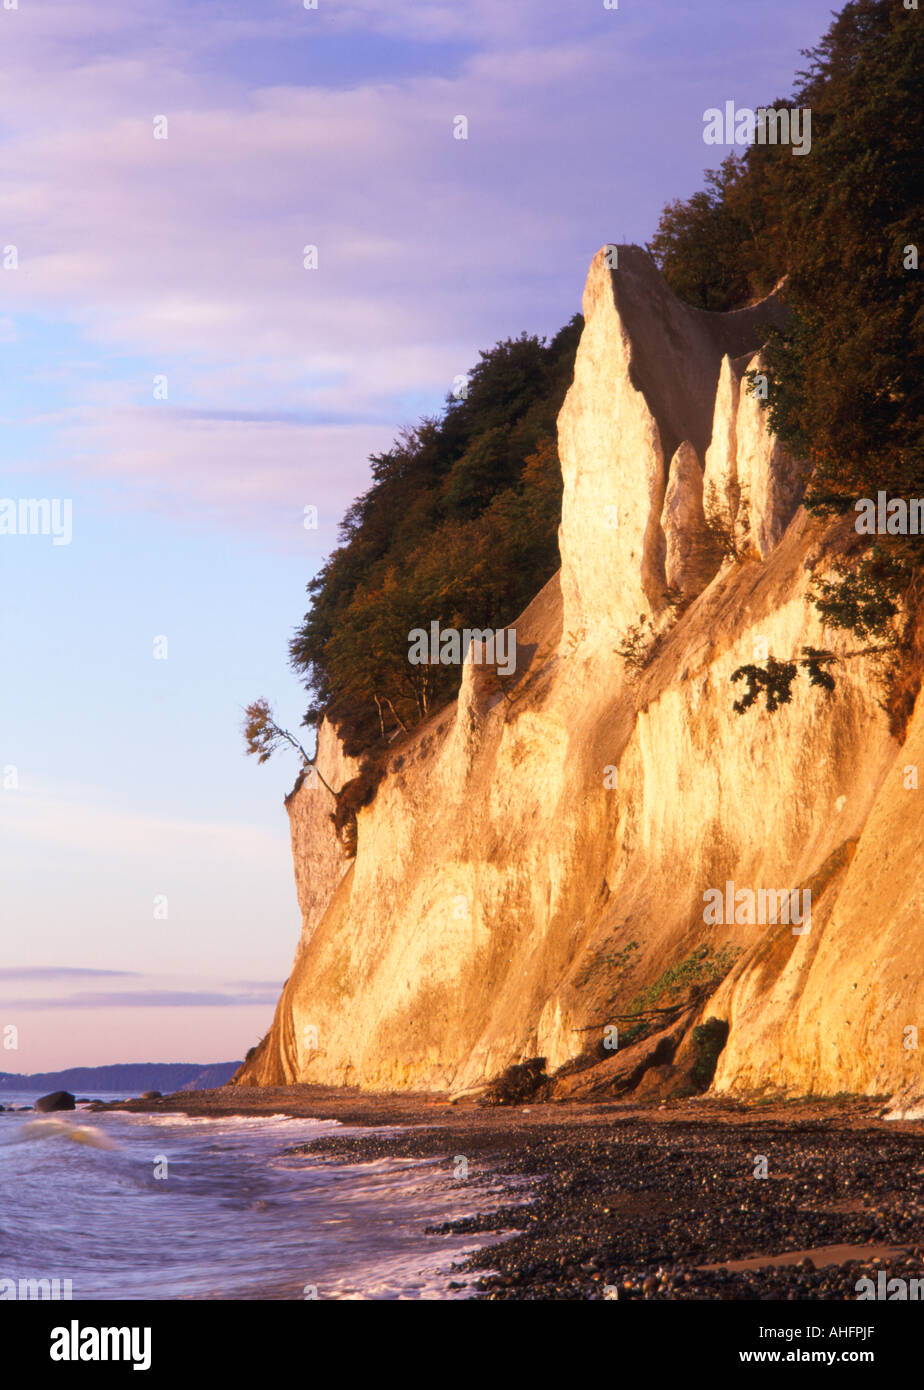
[730,648,837,715]
[331,760,385,857]
[688,1018,730,1093]
[242,1031,270,1069]
[614,621,662,673]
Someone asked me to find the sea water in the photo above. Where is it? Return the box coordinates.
[0,1098,517,1299]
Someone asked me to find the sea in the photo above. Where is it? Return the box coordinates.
[0,1091,520,1300]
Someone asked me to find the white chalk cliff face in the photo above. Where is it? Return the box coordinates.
[238,247,923,1108]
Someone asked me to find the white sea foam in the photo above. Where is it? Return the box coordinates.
[17,1118,119,1149]
[3,1107,530,1299]
[115,1111,339,1129]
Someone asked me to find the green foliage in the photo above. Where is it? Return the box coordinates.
[331,760,386,858]
[809,547,906,643]
[703,494,740,562]
[648,154,789,310]
[290,317,582,756]
[629,944,742,1015]
[242,697,298,765]
[574,937,639,995]
[610,945,741,1052]
[731,656,798,714]
[614,622,660,672]
[598,939,640,979]
[649,1,923,661]
[802,648,840,693]
[731,648,837,714]
[761,3,923,517]
[689,1017,730,1093]
[241,698,336,793]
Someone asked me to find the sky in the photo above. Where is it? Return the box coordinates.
[0,0,839,1072]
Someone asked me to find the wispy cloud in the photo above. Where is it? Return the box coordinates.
[49,407,395,531]
[0,777,289,860]
[0,967,139,980]
[0,0,623,533]
[9,989,280,1010]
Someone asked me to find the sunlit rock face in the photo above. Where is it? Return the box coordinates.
[237,247,921,1109]
[703,348,807,562]
[556,246,788,642]
[734,351,808,559]
[661,441,715,598]
[703,354,742,542]
[286,718,360,960]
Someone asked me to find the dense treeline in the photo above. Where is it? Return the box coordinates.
[290,319,582,755]
[650,0,923,720]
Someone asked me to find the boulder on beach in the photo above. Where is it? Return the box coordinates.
[35,1091,76,1112]
[140,1090,163,1100]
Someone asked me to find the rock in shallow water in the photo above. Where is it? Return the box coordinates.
[35,1090,76,1112]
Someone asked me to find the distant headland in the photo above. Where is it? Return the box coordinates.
[0,1062,241,1095]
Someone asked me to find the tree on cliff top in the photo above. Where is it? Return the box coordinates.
[758,0,923,726]
[654,0,922,517]
[760,2,923,515]
[650,0,923,721]
[648,0,922,519]
[288,317,581,757]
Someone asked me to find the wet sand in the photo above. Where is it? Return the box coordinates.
[98,1087,924,1300]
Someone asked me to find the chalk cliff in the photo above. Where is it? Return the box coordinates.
[237,247,923,1109]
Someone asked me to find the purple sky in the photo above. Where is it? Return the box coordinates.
[0,0,838,1071]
